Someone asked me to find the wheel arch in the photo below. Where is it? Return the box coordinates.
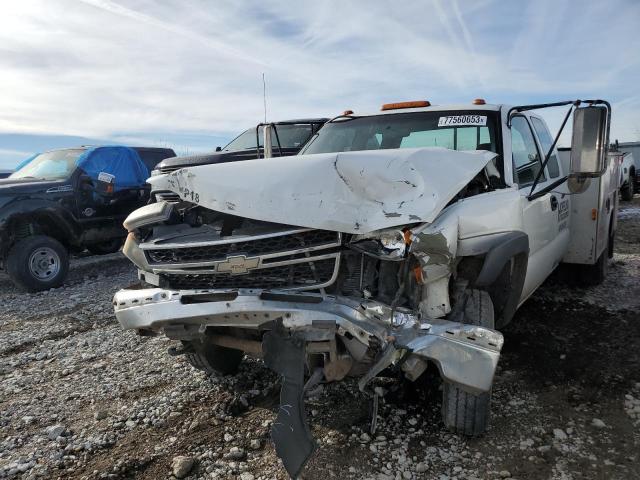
[0,202,80,257]
[456,231,529,328]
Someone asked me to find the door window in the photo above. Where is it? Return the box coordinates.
[511,116,545,187]
[530,117,560,178]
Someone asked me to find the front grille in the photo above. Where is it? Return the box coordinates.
[155,191,181,202]
[146,230,339,265]
[159,165,181,174]
[161,258,337,290]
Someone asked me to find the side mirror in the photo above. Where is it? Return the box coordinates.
[96,172,116,196]
[79,175,94,191]
[570,106,608,178]
[215,146,222,152]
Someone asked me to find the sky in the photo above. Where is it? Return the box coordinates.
[1,0,639,169]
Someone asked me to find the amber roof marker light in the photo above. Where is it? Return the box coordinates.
[472,98,486,105]
[381,100,431,111]
[342,109,354,115]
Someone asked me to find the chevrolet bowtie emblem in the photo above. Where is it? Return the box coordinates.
[216,255,260,275]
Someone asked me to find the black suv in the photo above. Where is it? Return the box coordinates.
[151,119,327,201]
[0,145,175,291]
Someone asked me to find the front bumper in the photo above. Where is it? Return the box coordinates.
[113,287,503,394]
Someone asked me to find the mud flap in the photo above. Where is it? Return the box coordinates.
[263,325,316,478]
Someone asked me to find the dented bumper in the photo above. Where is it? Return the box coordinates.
[113,287,503,394]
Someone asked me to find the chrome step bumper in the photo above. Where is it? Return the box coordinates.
[113,287,503,394]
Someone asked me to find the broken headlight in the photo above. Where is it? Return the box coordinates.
[349,228,409,260]
[123,201,174,232]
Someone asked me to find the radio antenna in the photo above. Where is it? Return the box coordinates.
[262,73,267,123]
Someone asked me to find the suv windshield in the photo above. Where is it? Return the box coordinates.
[10,149,84,180]
[222,124,315,152]
[301,111,499,155]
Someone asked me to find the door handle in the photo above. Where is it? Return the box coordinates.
[550,195,558,211]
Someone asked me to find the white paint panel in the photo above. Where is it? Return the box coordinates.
[150,147,496,234]
[560,150,620,264]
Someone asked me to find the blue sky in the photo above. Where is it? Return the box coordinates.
[1,0,639,169]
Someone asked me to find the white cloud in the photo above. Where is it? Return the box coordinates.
[0,0,638,143]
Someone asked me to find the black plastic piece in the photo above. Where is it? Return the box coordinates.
[262,323,316,478]
[475,232,529,288]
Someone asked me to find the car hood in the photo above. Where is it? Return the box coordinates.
[155,148,301,171]
[0,177,70,195]
[149,147,497,234]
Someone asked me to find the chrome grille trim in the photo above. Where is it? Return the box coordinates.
[140,227,330,250]
[145,230,342,291]
[159,255,341,291]
[154,252,340,274]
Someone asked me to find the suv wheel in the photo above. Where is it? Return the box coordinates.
[184,340,243,375]
[6,235,69,292]
[441,289,494,436]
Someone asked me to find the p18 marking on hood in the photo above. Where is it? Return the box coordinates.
[148,147,497,234]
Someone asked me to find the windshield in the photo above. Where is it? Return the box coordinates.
[222,124,315,152]
[10,149,84,180]
[301,111,499,155]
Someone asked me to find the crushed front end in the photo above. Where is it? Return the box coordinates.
[114,197,503,478]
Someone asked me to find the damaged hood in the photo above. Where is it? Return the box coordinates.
[149,147,497,234]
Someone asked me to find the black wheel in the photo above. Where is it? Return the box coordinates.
[184,340,243,375]
[581,244,609,286]
[608,221,615,260]
[621,178,633,201]
[6,235,69,292]
[87,239,123,255]
[442,289,493,436]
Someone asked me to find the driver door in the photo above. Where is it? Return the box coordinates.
[511,115,568,301]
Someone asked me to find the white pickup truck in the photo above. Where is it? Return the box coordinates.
[113,99,617,478]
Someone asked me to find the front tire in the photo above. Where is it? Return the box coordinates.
[184,340,243,375]
[442,289,494,436]
[6,235,69,292]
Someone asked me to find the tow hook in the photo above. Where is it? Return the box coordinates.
[262,323,316,479]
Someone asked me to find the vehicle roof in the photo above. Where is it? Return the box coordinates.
[274,118,328,124]
[345,103,504,118]
[40,145,175,154]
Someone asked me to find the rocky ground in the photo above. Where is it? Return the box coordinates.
[1,197,639,480]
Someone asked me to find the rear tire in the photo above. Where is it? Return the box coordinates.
[608,222,615,260]
[621,178,633,201]
[87,239,123,255]
[580,245,609,286]
[184,341,243,375]
[6,235,69,292]
[441,289,493,436]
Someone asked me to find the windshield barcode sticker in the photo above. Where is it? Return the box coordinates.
[438,115,487,127]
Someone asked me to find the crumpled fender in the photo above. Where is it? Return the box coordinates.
[148,147,497,234]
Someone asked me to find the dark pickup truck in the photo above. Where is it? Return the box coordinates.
[150,119,327,202]
[0,145,175,291]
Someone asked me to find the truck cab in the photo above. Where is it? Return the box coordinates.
[0,146,175,291]
[114,100,614,478]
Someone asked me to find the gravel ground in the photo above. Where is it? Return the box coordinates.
[1,197,639,480]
